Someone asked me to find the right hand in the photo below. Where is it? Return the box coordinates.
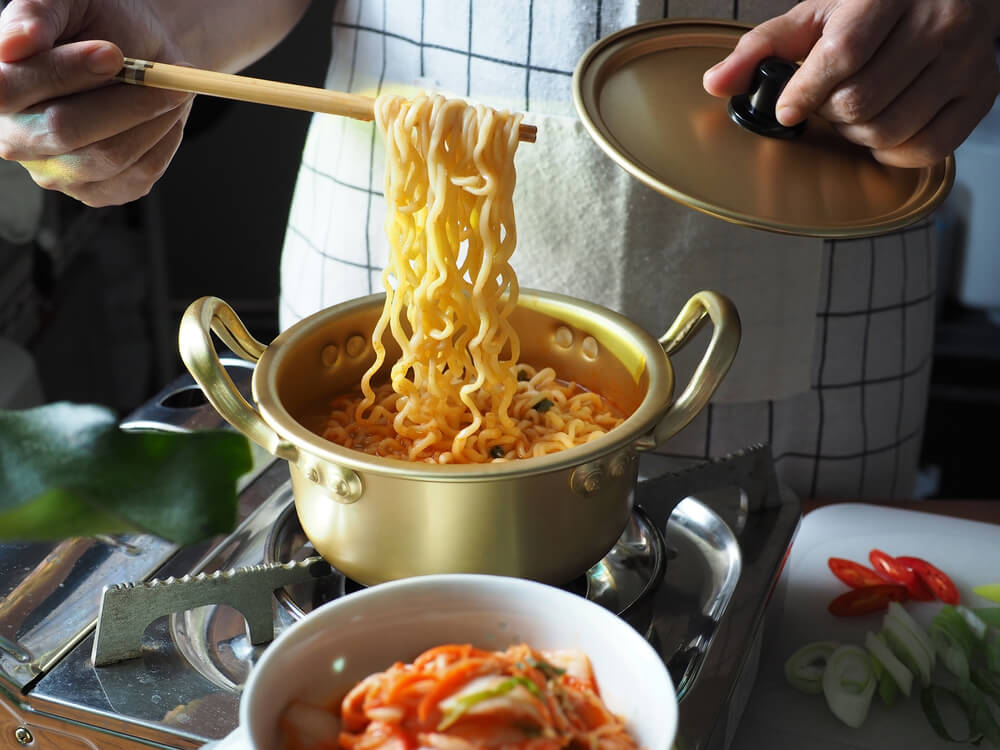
[703,0,1000,168]
[0,0,194,206]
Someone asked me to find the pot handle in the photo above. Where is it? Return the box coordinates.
[178,296,297,462]
[636,290,741,451]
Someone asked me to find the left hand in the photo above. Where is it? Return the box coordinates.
[703,0,1000,167]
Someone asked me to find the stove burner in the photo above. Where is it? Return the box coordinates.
[264,500,668,636]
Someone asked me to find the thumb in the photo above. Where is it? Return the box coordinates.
[702,9,823,98]
[0,40,124,113]
[0,0,74,61]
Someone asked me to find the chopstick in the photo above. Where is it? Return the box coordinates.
[115,58,538,143]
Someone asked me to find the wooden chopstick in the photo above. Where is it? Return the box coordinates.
[115,58,538,143]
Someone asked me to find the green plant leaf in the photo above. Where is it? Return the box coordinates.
[0,402,253,545]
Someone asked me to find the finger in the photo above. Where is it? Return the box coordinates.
[703,5,823,97]
[834,55,999,152]
[814,15,935,125]
[0,82,190,159]
[24,117,186,207]
[21,103,190,188]
[0,0,75,61]
[817,0,998,126]
[0,40,123,113]
[775,0,907,126]
[866,88,998,168]
[77,118,187,207]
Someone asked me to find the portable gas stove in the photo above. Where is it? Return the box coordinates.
[0,362,800,750]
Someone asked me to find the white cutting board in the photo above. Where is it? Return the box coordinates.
[731,502,1000,750]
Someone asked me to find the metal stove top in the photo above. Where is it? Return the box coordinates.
[0,363,800,750]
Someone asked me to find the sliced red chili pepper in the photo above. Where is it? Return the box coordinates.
[828,584,909,617]
[828,557,885,589]
[868,549,935,601]
[896,555,961,605]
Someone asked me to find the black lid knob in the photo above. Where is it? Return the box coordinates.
[728,57,806,139]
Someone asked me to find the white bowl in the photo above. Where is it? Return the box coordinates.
[241,573,678,750]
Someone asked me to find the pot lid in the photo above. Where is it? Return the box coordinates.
[572,19,955,239]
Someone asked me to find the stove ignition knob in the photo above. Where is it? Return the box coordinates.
[14,727,33,746]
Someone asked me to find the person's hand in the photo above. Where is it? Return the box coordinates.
[703,0,1000,167]
[0,0,194,206]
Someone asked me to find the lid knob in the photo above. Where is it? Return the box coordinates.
[728,58,806,139]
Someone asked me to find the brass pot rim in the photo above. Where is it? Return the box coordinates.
[253,288,676,481]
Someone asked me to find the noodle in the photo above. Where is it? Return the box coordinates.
[279,642,640,750]
[322,93,623,463]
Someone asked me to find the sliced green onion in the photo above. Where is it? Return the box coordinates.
[526,657,565,679]
[822,644,877,728]
[437,676,541,731]
[933,605,977,651]
[986,629,1000,674]
[930,605,977,681]
[882,615,932,687]
[973,607,1000,629]
[954,680,1000,748]
[973,664,1000,703]
[513,675,543,699]
[887,601,936,668]
[784,641,839,695]
[931,632,970,682]
[532,398,554,413]
[955,605,988,640]
[974,584,1000,604]
[871,657,900,707]
[921,678,1000,747]
[920,685,979,744]
[973,608,1000,671]
[438,682,515,730]
[865,631,913,698]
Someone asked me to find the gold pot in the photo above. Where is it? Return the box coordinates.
[179,289,739,585]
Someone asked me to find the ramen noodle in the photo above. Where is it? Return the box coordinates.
[322,93,624,463]
[279,642,640,750]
